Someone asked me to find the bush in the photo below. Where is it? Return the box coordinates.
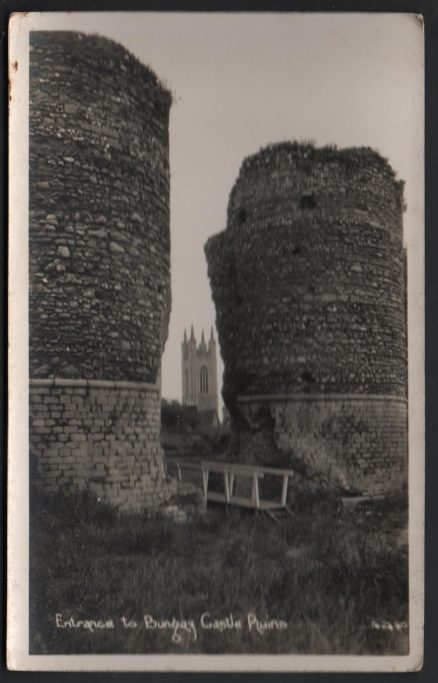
[161,399,199,432]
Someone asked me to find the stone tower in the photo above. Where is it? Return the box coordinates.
[28,31,173,510]
[205,142,407,495]
[181,326,218,414]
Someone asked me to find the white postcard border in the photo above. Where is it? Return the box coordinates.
[7,11,425,672]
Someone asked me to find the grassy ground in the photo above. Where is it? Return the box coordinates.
[29,485,409,655]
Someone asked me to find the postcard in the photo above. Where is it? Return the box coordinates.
[8,11,424,671]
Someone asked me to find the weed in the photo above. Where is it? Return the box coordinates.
[29,486,408,655]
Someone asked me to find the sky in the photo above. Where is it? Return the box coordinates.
[26,13,424,412]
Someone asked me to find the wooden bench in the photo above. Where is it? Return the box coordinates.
[166,458,294,520]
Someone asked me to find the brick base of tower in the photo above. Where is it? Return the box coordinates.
[235,393,408,494]
[29,378,176,511]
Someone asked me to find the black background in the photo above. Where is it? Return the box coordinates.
[1,1,436,681]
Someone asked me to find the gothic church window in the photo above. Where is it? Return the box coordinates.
[200,366,209,394]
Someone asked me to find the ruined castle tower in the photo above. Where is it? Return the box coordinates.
[29,32,173,510]
[181,326,219,415]
[205,142,407,494]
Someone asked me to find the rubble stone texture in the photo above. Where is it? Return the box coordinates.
[205,142,408,493]
[29,31,173,509]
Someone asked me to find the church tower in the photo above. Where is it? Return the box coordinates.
[181,326,219,418]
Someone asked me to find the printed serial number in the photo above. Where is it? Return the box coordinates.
[370,620,408,632]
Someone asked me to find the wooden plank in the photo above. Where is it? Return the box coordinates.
[167,459,203,472]
[281,474,289,505]
[253,474,260,509]
[201,460,231,471]
[169,458,295,479]
[203,462,264,477]
[202,460,294,478]
[202,469,210,501]
[224,472,230,503]
[340,494,387,509]
[254,466,295,477]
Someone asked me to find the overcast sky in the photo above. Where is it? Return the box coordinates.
[27,13,424,411]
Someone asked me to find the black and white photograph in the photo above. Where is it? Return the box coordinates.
[8,11,424,671]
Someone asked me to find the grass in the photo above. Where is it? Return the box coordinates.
[29,485,409,655]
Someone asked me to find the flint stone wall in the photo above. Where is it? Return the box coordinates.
[29,31,171,382]
[205,142,408,493]
[29,32,173,509]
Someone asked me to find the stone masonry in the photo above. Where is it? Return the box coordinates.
[205,142,408,494]
[29,31,174,509]
[29,380,168,510]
